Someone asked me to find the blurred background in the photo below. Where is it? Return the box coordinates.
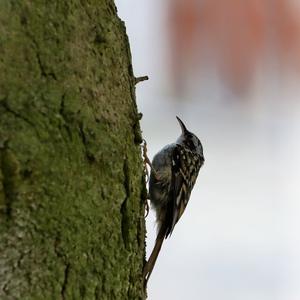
[115,1,300,299]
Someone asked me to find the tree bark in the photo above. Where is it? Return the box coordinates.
[0,1,146,299]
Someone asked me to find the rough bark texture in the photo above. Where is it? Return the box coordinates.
[0,1,146,299]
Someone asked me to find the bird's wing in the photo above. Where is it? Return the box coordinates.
[165,144,201,238]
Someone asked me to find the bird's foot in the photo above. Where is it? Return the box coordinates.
[142,139,157,181]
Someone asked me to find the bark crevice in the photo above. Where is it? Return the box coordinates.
[61,263,70,300]
[0,144,20,218]
[121,157,130,250]
[0,101,36,129]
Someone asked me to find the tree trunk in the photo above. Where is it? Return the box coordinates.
[0,1,146,299]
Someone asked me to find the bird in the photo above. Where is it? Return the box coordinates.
[143,116,204,286]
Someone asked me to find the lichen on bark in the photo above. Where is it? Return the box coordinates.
[0,1,146,299]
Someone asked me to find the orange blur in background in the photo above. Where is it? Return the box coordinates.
[168,0,300,95]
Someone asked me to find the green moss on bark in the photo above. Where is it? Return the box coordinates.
[0,1,146,299]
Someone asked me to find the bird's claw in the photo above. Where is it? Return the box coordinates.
[142,139,151,181]
[141,139,159,182]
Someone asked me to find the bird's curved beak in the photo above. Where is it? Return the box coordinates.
[176,116,189,135]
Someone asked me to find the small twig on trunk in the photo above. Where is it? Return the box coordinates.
[134,76,149,85]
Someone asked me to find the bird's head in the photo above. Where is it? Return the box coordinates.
[176,116,204,160]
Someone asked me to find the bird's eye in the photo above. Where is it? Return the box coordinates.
[188,140,195,150]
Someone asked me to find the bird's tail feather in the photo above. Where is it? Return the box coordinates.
[143,223,167,287]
